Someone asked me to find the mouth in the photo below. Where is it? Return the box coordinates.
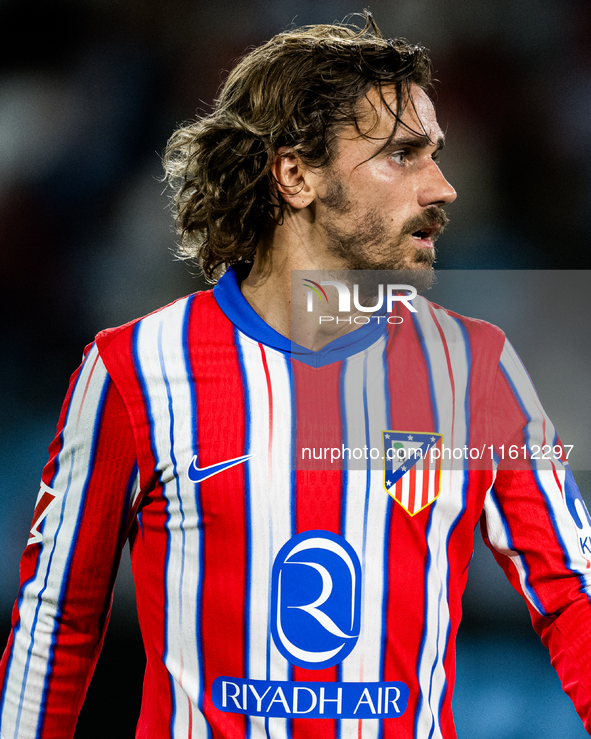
[411,225,440,249]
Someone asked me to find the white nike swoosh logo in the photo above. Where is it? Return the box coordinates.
[187,453,254,483]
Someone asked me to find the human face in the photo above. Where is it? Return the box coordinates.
[314,84,456,272]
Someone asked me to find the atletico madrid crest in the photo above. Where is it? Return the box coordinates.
[383,431,443,516]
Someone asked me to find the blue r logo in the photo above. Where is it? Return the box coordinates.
[270,530,362,669]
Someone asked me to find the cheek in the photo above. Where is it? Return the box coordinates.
[377,191,416,227]
[362,163,417,212]
[367,159,401,184]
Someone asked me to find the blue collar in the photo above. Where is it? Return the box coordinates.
[213,267,388,367]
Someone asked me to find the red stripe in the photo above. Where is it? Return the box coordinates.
[188,295,248,739]
[0,629,15,698]
[98,320,175,734]
[427,304,456,449]
[433,463,442,503]
[40,378,138,737]
[393,479,402,505]
[408,465,417,514]
[382,318,436,737]
[382,499,429,739]
[43,349,90,491]
[292,360,344,533]
[291,359,344,739]
[494,466,584,615]
[421,459,430,509]
[259,343,274,474]
[461,314,504,472]
[133,481,175,734]
[76,351,101,427]
[187,697,193,739]
[386,318,436,431]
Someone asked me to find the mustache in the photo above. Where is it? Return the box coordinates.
[401,207,449,239]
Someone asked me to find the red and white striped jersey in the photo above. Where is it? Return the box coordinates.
[2,267,591,739]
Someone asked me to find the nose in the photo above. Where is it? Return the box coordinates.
[418,161,457,208]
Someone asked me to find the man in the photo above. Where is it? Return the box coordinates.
[1,13,591,739]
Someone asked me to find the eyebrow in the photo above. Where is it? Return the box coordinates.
[384,134,445,154]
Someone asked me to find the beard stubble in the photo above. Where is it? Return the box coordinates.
[319,177,448,282]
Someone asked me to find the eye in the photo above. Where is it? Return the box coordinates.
[390,150,406,165]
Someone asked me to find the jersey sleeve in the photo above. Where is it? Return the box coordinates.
[0,343,140,739]
[481,337,591,731]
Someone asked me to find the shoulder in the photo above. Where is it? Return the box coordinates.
[94,289,218,356]
[92,289,233,391]
[417,295,505,339]
[412,295,507,364]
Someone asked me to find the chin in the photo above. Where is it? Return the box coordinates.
[405,267,436,294]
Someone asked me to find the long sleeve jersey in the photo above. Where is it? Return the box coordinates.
[2,267,591,739]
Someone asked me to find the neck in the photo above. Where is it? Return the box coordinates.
[239,213,360,350]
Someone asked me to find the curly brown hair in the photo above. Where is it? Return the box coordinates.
[163,12,432,282]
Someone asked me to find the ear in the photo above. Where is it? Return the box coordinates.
[271,147,316,209]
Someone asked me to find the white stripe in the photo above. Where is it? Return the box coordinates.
[237,333,291,739]
[339,350,368,739]
[413,302,470,739]
[414,468,425,511]
[500,340,546,440]
[340,340,390,739]
[428,462,437,504]
[134,298,207,739]
[427,305,470,455]
[400,472,410,511]
[500,339,563,475]
[482,484,543,611]
[553,468,591,574]
[483,469,586,617]
[492,340,591,591]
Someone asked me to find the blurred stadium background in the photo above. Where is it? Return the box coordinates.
[1,0,590,736]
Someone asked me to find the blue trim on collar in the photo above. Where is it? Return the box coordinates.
[213,267,388,367]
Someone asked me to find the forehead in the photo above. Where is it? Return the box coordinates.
[353,84,441,144]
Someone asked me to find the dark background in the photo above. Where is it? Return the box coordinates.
[1,0,590,736]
